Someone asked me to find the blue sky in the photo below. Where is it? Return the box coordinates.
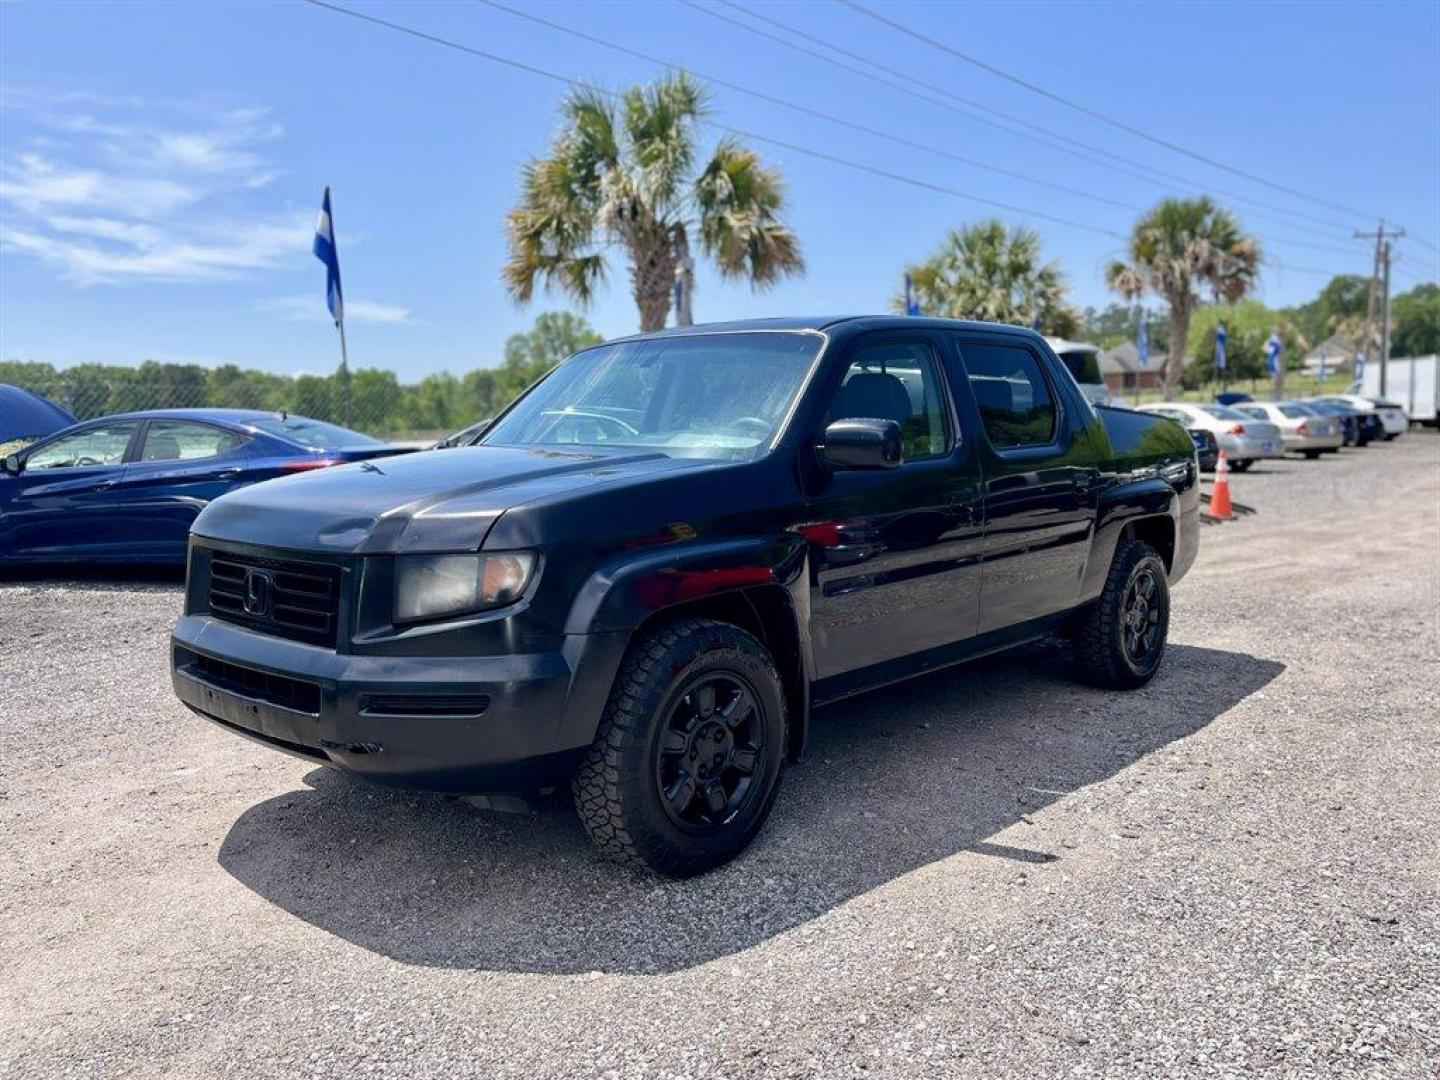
[2,0,1437,382]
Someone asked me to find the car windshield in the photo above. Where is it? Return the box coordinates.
[1199,404,1250,421]
[1281,403,1317,418]
[1372,398,1402,409]
[481,332,824,460]
[247,415,382,449]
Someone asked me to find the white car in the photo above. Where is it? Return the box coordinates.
[1045,337,1109,407]
[1137,402,1284,471]
[1327,393,1409,439]
[1233,402,1343,457]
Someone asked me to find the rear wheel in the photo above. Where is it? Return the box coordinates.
[1230,458,1253,472]
[572,618,786,877]
[1303,449,1323,459]
[1072,539,1170,689]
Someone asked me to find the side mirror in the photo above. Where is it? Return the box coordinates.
[820,418,903,470]
[1,454,21,476]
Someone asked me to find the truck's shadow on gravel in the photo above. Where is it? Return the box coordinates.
[218,642,1282,975]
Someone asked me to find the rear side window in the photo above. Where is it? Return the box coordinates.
[1056,348,1102,385]
[1279,405,1311,419]
[1236,406,1267,420]
[827,341,950,461]
[957,343,1057,448]
[140,421,242,462]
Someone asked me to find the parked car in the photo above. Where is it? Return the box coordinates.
[1299,399,1362,446]
[1232,402,1343,458]
[1187,428,1219,472]
[1321,393,1407,440]
[0,384,76,459]
[1309,396,1384,445]
[434,418,493,449]
[1044,337,1109,406]
[1136,402,1283,471]
[171,316,1200,876]
[0,409,411,566]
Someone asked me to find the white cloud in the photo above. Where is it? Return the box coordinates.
[0,92,302,286]
[257,294,414,325]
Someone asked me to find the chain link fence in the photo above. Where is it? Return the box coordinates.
[1,361,541,447]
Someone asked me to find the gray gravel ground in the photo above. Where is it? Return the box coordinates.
[2,432,1437,1079]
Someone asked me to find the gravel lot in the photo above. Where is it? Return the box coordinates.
[2,432,1437,1078]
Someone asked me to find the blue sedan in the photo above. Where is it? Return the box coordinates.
[0,409,410,566]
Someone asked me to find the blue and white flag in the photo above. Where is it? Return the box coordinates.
[1136,309,1149,366]
[313,187,343,327]
[1316,347,1328,381]
[1265,330,1282,375]
[904,273,921,316]
[1215,325,1227,373]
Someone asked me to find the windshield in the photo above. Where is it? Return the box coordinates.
[481,332,823,460]
[1055,348,1102,385]
[248,415,382,449]
[1199,404,1250,421]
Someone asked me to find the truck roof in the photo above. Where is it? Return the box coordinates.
[606,315,1047,344]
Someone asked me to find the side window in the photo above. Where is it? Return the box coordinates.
[140,421,242,462]
[826,341,949,461]
[24,423,136,470]
[1235,406,1266,421]
[957,343,1057,449]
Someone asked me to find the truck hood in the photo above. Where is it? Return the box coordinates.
[193,445,715,555]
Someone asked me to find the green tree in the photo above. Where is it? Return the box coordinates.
[290,375,335,421]
[1184,301,1303,388]
[351,369,404,432]
[504,73,803,332]
[1390,283,1440,356]
[1107,197,1261,395]
[1282,274,1370,345]
[900,219,1079,336]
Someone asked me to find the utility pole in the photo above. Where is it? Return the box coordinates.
[1354,221,1404,394]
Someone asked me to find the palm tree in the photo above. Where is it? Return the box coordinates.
[898,219,1079,337]
[504,74,804,332]
[1107,197,1261,394]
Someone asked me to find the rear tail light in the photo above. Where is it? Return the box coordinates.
[1296,423,1309,437]
[1228,423,1246,436]
[280,458,341,473]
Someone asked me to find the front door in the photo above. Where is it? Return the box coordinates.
[804,334,986,690]
[946,336,1098,634]
[0,421,139,560]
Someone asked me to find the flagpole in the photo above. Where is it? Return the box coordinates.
[337,316,353,428]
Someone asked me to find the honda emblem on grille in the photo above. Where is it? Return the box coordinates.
[242,569,273,617]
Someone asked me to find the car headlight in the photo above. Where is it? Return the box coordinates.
[394,552,536,623]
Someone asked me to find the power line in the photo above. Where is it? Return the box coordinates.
[840,0,1380,223]
[697,0,1360,242]
[300,0,1125,240]
[301,0,1372,284]
[474,0,1138,214]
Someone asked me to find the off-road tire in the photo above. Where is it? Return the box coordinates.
[572,618,786,877]
[1072,539,1170,689]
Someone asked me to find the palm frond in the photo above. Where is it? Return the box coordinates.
[695,138,804,287]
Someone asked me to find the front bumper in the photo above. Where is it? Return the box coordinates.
[171,614,625,794]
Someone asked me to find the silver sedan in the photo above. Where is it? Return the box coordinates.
[1136,402,1284,471]
[1234,402,1344,457]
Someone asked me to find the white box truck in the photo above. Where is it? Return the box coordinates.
[1358,355,1437,425]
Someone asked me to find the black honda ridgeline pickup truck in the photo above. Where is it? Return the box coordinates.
[172,317,1198,875]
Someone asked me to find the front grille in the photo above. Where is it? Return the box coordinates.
[185,651,322,715]
[208,551,343,647]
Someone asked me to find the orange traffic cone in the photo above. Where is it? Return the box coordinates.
[1210,450,1234,521]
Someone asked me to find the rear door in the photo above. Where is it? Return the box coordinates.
[116,420,249,560]
[805,332,986,686]
[0,422,139,560]
[946,335,1099,634]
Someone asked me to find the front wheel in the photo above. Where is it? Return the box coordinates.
[1230,458,1253,472]
[1072,539,1171,689]
[572,618,786,877]
[1303,449,1323,459]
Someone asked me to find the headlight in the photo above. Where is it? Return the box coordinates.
[394,552,535,623]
